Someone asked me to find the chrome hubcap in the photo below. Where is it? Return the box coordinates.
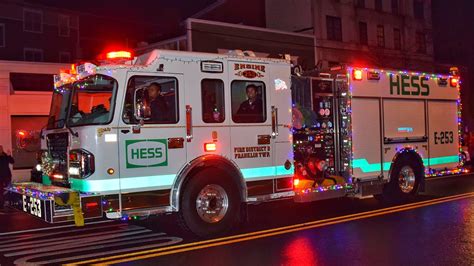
[196,184,229,223]
[398,166,416,193]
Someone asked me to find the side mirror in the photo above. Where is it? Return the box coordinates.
[134,88,151,121]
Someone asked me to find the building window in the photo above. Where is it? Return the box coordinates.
[23,9,43,33]
[414,0,424,19]
[416,32,426,53]
[24,48,43,62]
[355,0,365,8]
[58,15,70,37]
[0,24,4,47]
[59,52,71,63]
[201,79,225,123]
[391,0,399,14]
[10,73,54,91]
[11,116,49,169]
[375,0,383,11]
[231,81,266,123]
[359,22,368,45]
[377,25,385,47]
[326,16,342,41]
[393,28,401,50]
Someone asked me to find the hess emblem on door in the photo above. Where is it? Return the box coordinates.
[125,139,168,168]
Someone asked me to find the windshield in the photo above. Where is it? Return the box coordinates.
[67,75,118,127]
[47,85,72,129]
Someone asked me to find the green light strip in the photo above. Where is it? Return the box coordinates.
[353,155,460,173]
[70,165,294,193]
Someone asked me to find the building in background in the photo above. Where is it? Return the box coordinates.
[432,0,473,130]
[0,60,67,181]
[142,0,434,73]
[266,0,434,71]
[0,0,79,63]
[136,18,316,70]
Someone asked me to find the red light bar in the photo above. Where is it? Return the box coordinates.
[106,51,132,59]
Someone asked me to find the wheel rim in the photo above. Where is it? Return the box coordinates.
[196,184,229,223]
[398,166,416,193]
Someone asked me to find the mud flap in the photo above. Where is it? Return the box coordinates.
[55,192,84,226]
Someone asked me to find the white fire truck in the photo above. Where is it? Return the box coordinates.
[7,49,468,237]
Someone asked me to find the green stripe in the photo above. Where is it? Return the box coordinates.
[353,155,460,173]
[71,165,294,193]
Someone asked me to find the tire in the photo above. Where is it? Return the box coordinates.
[178,168,241,238]
[379,154,423,203]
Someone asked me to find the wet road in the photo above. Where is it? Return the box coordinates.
[0,174,473,265]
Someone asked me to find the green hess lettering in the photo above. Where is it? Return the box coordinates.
[131,147,163,159]
[389,74,429,96]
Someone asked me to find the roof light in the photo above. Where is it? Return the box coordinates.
[352,69,363,81]
[106,50,132,59]
[204,142,217,152]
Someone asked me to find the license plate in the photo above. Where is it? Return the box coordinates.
[21,195,45,218]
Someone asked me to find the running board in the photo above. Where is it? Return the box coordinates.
[106,206,174,220]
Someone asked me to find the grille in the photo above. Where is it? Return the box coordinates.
[47,132,69,185]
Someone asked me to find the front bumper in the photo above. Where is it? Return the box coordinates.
[7,182,102,224]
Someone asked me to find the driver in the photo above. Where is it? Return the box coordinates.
[147,82,169,122]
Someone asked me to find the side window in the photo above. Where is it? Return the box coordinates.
[123,76,179,124]
[201,79,225,123]
[231,81,266,123]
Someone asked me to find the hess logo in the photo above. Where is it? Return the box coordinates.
[389,74,430,96]
[126,140,167,168]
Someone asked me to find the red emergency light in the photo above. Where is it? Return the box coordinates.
[293,178,300,187]
[352,69,363,81]
[106,50,132,60]
[449,77,459,87]
[204,142,217,152]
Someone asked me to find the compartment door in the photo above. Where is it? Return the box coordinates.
[428,101,460,170]
[351,98,382,179]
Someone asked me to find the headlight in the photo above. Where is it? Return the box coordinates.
[69,149,95,178]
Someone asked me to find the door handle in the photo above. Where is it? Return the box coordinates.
[121,129,130,134]
[271,106,279,138]
[186,105,193,142]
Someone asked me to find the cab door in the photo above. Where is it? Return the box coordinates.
[117,73,186,197]
[228,61,275,196]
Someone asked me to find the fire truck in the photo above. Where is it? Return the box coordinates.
[7,49,468,237]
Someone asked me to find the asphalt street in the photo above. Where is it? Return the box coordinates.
[0,174,472,265]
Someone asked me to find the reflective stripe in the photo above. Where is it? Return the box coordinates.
[353,155,460,173]
[70,165,295,193]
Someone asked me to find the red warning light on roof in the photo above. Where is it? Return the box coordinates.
[106,51,132,59]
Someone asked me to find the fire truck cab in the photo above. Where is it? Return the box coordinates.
[10,50,295,237]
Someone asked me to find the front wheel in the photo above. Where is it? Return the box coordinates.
[178,168,241,238]
[378,154,423,203]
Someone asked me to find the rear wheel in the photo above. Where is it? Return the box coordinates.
[378,154,423,203]
[178,168,241,238]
